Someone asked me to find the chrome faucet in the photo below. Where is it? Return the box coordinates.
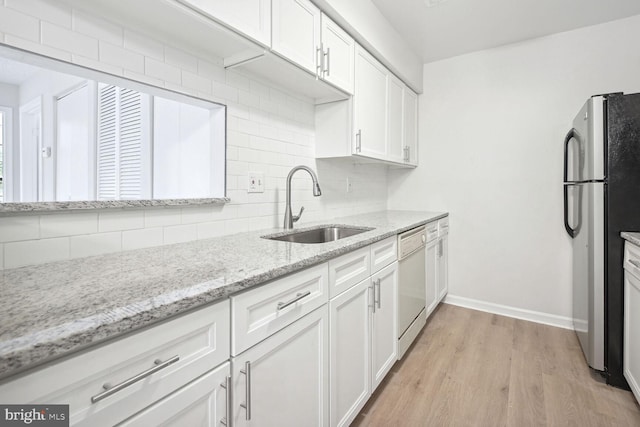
[284,165,322,229]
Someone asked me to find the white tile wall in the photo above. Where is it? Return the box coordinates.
[0,0,389,270]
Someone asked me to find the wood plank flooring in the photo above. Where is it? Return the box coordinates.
[352,304,640,426]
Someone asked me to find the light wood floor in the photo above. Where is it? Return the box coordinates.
[353,304,640,426]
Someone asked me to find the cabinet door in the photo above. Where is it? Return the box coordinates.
[426,237,438,317]
[624,271,640,403]
[118,362,231,427]
[320,13,354,94]
[353,46,388,160]
[330,279,372,427]
[371,262,398,392]
[437,234,449,302]
[179,0,271,46]
[404,88,418,165]
[233,307,328,427]
[387,74,405,164]
[272,0,321,74]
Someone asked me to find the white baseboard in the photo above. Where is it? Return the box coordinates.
[443,294,574,330]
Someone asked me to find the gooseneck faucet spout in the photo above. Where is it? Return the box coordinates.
[284,165,322,229]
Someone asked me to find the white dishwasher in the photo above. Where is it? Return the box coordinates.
[397,225,427,359]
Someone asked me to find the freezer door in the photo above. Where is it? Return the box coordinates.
[564,97,605,183]
[572,181,605,371]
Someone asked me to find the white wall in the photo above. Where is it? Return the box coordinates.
[388,14,640,323]
[0,0,388,270]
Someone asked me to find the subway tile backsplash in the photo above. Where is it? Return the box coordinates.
[0,0,389,269]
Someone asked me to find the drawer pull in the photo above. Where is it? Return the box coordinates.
[220,375,231,426]
[630,259,640,269]
[277,291,311,311]
[240,361,252,420]
[91,355,180,403]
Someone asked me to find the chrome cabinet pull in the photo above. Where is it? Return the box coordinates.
[91,355,180,403]
[277,290,311,311]
[375,278,381,309]
[629,259,640,269]
[370,284,376,313]
[316,43,324,79]
[356,130,362,152]
[324,47,330,76]
[439,239,443,257]
[240,361,252,420]
[220,376,231,426]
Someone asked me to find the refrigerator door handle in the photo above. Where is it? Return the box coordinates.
[564,128,577,183]
[564,184,577,238]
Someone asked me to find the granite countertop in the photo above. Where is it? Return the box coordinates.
[621,232,640,246]
[0,210,447,380]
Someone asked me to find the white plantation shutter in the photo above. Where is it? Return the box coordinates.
[96,84,151,200]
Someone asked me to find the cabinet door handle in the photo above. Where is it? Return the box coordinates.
[277,290,311,311]
[220,375,231,426]
[316,43,324,79]
[91,355,180,403]
[375,278,381,309]
[324,47,330,76]
[439,239,443,257]
[369,284,376,313]
[356,130,362,152]
[629,259,640,269]
[240,361,252,420]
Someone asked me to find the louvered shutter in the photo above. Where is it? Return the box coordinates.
[97,84,117,200]
[96,84,150,200]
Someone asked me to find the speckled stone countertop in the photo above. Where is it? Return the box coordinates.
[622,232,640,246]
[0,210,447,380]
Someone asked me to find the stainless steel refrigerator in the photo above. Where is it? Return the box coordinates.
[564,92,640,388]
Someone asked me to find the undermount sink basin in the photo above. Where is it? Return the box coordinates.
[263,225,374,244]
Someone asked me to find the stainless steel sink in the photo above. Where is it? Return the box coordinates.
[262,225,374,244]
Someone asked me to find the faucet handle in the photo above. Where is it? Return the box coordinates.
[292,206,305,223]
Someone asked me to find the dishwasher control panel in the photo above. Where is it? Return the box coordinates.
[398,226,426,259]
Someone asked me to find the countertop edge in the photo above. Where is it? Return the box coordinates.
[621,231,640,247]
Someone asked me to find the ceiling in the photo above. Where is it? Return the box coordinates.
[370,0,640,63]
[0,57,40,85]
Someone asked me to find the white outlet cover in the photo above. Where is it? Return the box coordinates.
[248,172,265,193]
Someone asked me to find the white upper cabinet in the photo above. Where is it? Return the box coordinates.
[403,88,419,166]
[179,0,271,47]
[316,44,419,167]
[387,73,405,164]
[320,13,355,94]
[353,45,388,160]
[272,0,322,74]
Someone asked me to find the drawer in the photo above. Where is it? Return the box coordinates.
[438,217,449,236]
[328,246,371,298]
[0,300,230,427]
[371,236,398,274]
[118,361,231,427]
[231,263,328,356]
[425,221,439,242]
[624,241,640,279]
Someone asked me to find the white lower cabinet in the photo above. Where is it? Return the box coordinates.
[329,278,371,427]
[437,231,449,302]
[624,242,640,404]
[232,306,329,427]
[329,261,398,427]
[118,362,231,427]
[425,223,439,317]
[371,263,398,391]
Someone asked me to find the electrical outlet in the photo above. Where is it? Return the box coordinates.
[248,172,265,193]
[346,177,353,193]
